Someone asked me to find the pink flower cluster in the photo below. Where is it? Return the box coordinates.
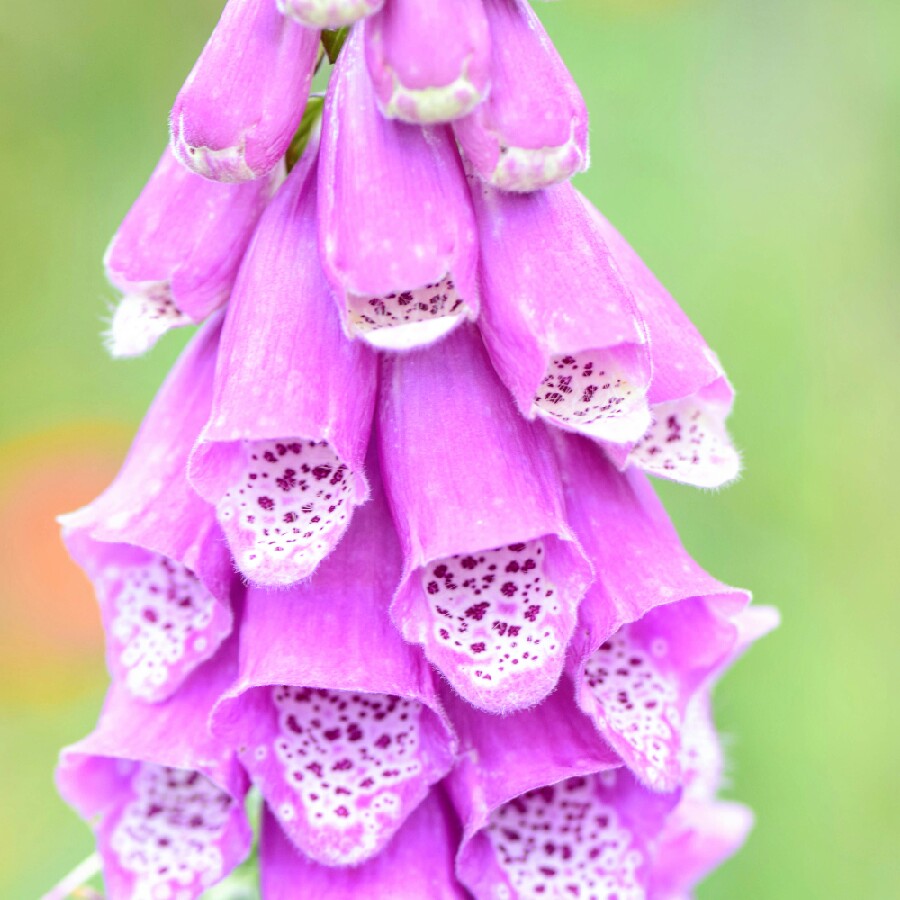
[57,2,777,898]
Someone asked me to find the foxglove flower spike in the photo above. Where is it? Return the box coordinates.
[365,0,491,124]
[319,27,479,349]
[104,147,277,357]
[454,0,588,191]
[474,179,652,444]
[171,0,320,182]
[190,147,376,588]
[61,317,234,703]
[380,325,593,713]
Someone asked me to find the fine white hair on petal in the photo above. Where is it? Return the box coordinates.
[105,291,191,358]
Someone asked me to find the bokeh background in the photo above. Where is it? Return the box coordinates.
[1,0,898,896]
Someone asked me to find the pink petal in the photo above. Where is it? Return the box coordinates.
[104,146,276,356]
[380,326,592,713]
[319,27,479,349]
[211,480,456,866]
[454,0,588,191]
[56,640,251,900]
[170,0,319,182]
[61,318,234,702]
[585,200,741,487]
[190,149,376,588]
[474,179,652,443]
[365,0,490,124]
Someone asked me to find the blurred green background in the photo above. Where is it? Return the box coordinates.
[1,0,897,896]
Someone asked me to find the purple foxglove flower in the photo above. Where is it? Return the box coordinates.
[474,179,653,444]
[553,432,748,789]
[379,325,593,713]
[170,0,319,182]
[651,607,778,897]
[365,0,491,124]
[278,0,383,30]
[56,640,252,900]
[60,318,234,703]
[443,686,677,898]
[652,800,754,900]
[103,146,277,357]
[586,200,741,487]
[453,0,588,191]
[318,27,479,349]
[189,147,376,588]
[210,481,457,866]
[260,789,467,898]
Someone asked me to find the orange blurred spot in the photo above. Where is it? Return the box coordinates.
[0,422,131,701]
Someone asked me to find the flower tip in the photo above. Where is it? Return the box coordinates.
[104,293,191,359]
[170,114,257,183]
[278,0,383,29]
[487,138,588,192]
[629,399,743,489]
[379,76,488,126]
[736,605,781,645]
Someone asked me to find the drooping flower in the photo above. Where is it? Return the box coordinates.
[473,178,652,444]
[260,788,466,899]
[61,318,234,703]
[444,685,678,898]
[56,636,252,900]
[651,606,779,898]
[379,324,592,713]
[171,0,320,182]
[103,147,277,357]
[210,475,456,865]
[318,26,480,349]
[189,143,375,587]
[554,432,749,789]
[364,0,491,124]
[584,199,741,488]
[453,0,589,191]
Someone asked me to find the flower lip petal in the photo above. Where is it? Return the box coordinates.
[442,686,679,898]
[581,198,741,487]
